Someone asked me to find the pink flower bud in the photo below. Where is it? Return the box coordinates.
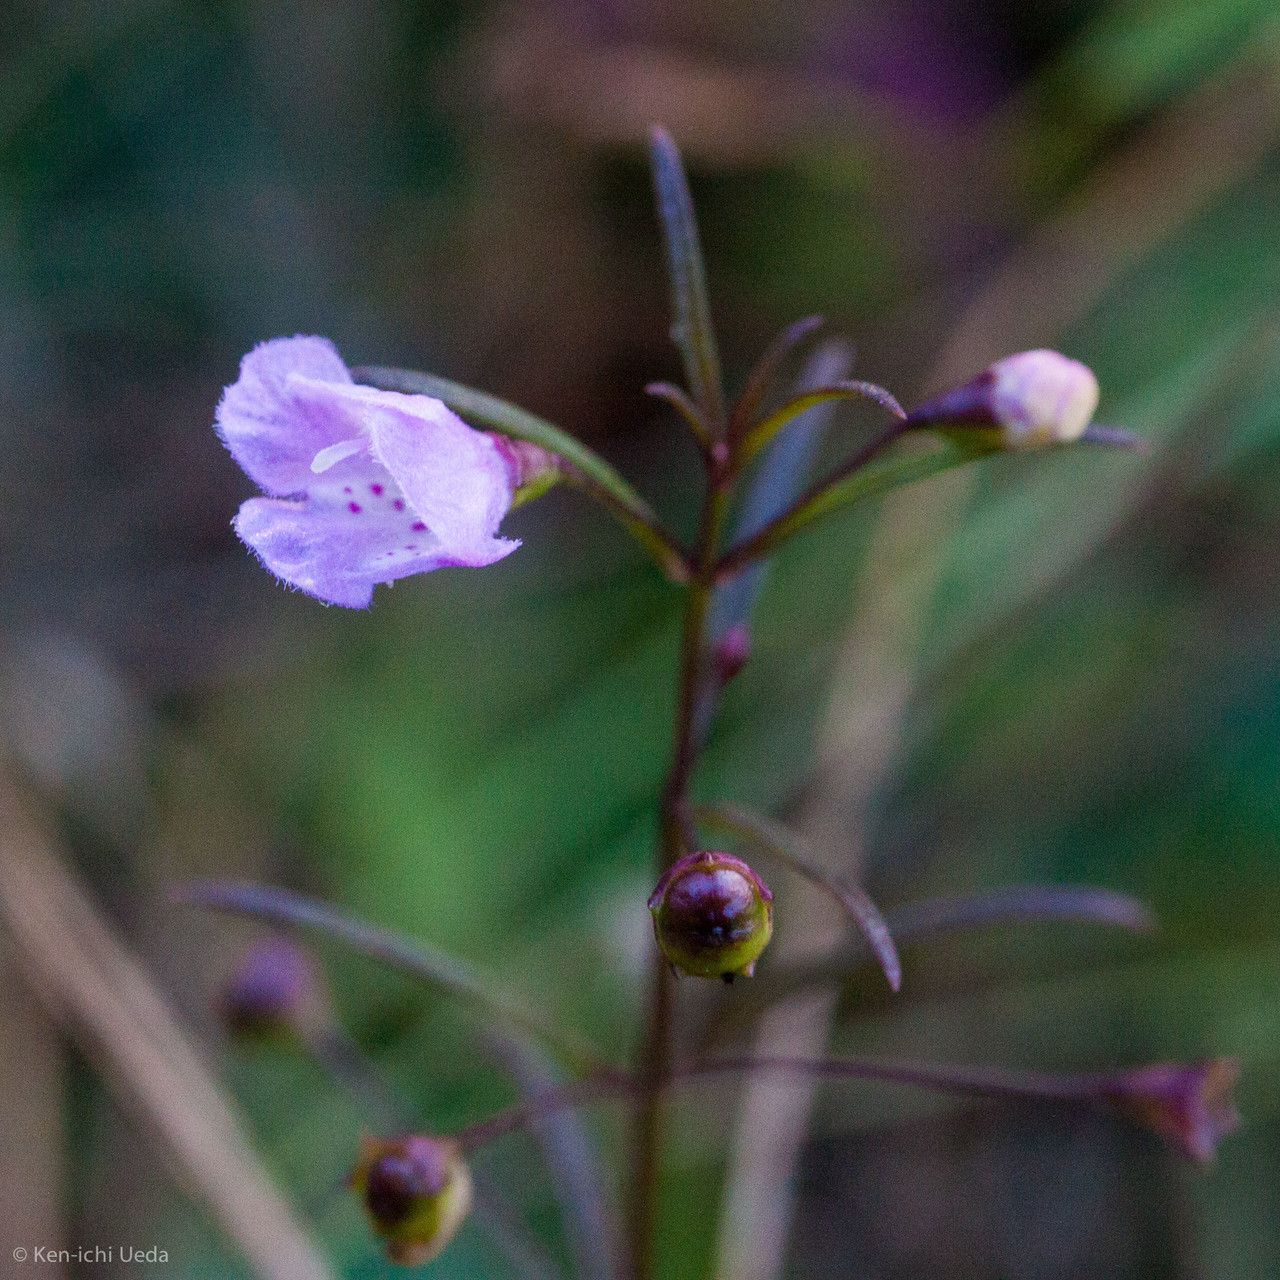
[910,349,1100,450]
[648,851,774,981]
[349,1134,473,1266]
[1098,1058,1240,1164]
[712,624,752,686]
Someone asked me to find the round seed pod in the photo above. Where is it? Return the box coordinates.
[648,850,774,981]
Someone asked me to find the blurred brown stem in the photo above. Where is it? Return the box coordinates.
[0,945,64,1274]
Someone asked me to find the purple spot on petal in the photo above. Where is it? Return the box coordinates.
[392,499,405,511]
[411,521,427,531]
[343,486,353,494]
[348,502,362,514]
[370,483,384,496]
[404,544,416,551]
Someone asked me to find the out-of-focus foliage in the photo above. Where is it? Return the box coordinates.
[1,1,1278,1277]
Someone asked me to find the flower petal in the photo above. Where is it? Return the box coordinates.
[234,473,518,609]
[292,381,518,561]
[216,336,355,495]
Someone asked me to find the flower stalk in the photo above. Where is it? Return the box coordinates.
[629,430,733,1278]
[457,1053,1240,1167]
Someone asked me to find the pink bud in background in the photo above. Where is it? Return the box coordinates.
[219,936,321,1040]
[713,624,752,687]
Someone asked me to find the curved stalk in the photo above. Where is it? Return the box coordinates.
[458,1053,1131,1153]
[728,315,825,445]
[646,381,715,456]
[737,380,905,465]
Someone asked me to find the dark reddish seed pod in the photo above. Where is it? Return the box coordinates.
[648,850,773,981]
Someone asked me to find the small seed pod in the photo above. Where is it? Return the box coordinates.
[648,850,773,981]
[218,937,320,1040]
[350,1134,473,1266]
[910,349,1099,450]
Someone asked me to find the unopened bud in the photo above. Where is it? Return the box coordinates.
[712,624,752,687]
[648,851,773,981]
[219,937,320,1040]
[1098,1058,1240,1164]
[910,349,1099,450]
[350,1134,473,1266]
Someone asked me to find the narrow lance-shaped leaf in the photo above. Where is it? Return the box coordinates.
[738,379,906,464]
[717,432,988,578]
[694,802,902,992]
[649,126,726,431]
[645,381,713,452]
[728,314,825,443]
[173,880,606,1074]
[888,884,1156,943]
[699,883,1157,1047]
[354,365,688,580]
[717,425,1146,579]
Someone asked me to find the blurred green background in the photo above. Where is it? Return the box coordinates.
[1,1,1278,1277]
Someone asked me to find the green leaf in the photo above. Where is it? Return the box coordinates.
[649,126,726,430]
[718,427,1143,576]
[737,380,906,464]
[717,434,996,575]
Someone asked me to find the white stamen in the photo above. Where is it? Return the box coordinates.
[310,436,367,473]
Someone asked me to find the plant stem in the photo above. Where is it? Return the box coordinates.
[456,1054,1126,1152]
[627,458,732,1279]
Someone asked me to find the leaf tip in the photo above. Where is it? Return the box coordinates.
[648,123,676,151]
[1081,424,1151,455]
